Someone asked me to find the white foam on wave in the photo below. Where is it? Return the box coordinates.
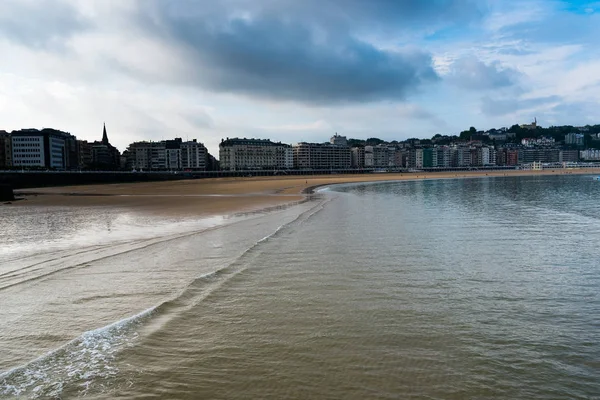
[0,306,156,399]
[1,211,227,262]
[0,198,330,399]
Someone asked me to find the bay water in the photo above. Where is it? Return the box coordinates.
[1,175,599,399]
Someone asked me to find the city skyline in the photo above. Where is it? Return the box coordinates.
[1,1,599,157]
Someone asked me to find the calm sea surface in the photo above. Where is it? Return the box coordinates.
[1,175,600,399]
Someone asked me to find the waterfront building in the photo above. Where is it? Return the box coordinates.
[470,147,481,166]
[457,146,471,167]
[90,124,121,170]
[219,138,293,170]
[293,142,351,169]
[468,146,494,167]
[126,138,209,171]
[519,148,560,164]
[126,141,167,170]
[559,150,579,163]
[181,139,208,170]
[407,148,424,169]
[351,147,365,168]
[77,140,93,169]
[165,138,183,170]
[423,148,435,168]
[0,130,12,168]
[496,148,519,166]
[150,138,211,171]
[481,147,491,166]
[365,145,394,168]
[435,146,452,168]
[11,128,76,169]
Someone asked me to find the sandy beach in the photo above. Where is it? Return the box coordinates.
[8,168,600,216]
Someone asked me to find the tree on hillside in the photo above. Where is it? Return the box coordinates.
[347,139,365,148]
[365,137,385,146]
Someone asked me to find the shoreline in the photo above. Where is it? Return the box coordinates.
[7,168,600,217]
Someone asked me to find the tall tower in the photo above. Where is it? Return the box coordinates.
[102,122,109,145]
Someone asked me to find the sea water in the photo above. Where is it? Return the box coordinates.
[1,175,599,399]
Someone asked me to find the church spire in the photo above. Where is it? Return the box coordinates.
[102,122,108,145]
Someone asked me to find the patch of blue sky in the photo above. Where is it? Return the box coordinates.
[423,25,477,43]
[557,0,600,13]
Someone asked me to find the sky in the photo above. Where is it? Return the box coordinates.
[1,0,599,156]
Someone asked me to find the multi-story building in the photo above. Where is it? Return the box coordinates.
[565,132,584,146]
[77,140,93,168]
[351,147,365,168]
[520,148,560,164]
[90,124,121,169]
[559,150,579,163]
[165,138,183,170]
[293,142,351,170]
[330,134,348,146]
[395,149,408,168]
[126,141,166,170]
[219,138,293,170]
[365,145,393,168]
[580,149,600,161]
[11,128,76,169]
[0,130,12,168]
[407,148,424,168]
[181,139,208,170]
[423,148,435,168]
[435,146,452,168]
[456,146,471,167]
[469,146,494,166]
[496,148,519,166]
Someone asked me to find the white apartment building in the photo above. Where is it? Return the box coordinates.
[12,135,45,167]
[181,139,207,170]
[293,142,351,169]
[127,138,209,170]
[351,147,365,168]
[415,148,424,168]
[11,129,73,169]
[219,138,293,170]
[580,149,600,161]
[364,145,395,168]
[126,141,166,170]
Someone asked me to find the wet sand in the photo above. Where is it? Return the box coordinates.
[10,168,600,216]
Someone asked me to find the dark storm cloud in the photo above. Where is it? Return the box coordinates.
[0,0,88,50]
[134,0,481,103]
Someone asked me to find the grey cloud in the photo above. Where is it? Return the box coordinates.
[145,0,481,33]
[0,0,88,50]
[128,0,483,103]
[397,104,448,127]
[481,95,561,116]
[448,57,521,90]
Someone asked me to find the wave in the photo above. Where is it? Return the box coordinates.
[0,306,156,398]
[0,196,329,399]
